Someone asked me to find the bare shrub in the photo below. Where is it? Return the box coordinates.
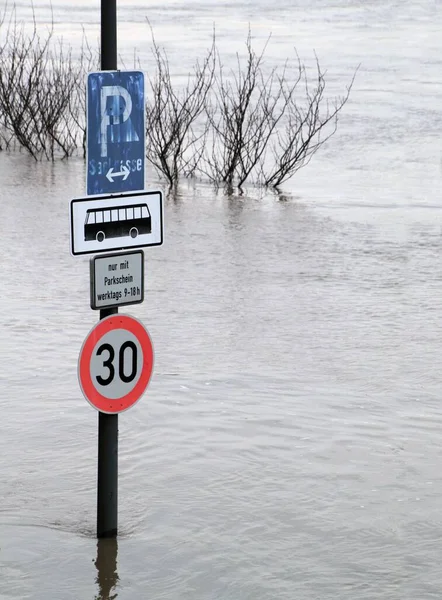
[143,28,355,190]
[144,22,216,186]
[198,32,294,188]
[0,6,80,159]
[261,57,356,188]
[198,32,355,190]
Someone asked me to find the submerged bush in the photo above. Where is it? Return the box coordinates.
[0,7,355,190]
[0,6,84,159]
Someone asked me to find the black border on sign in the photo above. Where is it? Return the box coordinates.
[69,190,163,256]
[90,249,145,310]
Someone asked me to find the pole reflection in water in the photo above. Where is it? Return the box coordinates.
[94,538,119,600]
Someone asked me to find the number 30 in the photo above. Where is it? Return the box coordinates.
[96,341,137,386]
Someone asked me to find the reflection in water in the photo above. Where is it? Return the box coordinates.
[94,538,119,600]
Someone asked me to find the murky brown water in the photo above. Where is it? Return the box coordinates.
[1,1,442,599]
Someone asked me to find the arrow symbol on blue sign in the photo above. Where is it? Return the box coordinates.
[106,165,130,183]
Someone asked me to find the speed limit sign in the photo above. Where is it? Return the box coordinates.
[78,314,154,414]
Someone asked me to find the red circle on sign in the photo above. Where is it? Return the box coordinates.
[78,314,154,414]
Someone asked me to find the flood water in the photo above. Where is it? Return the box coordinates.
[1,1,442,599]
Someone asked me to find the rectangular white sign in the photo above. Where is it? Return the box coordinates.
[90,250,144,310]
[70,190,163,256]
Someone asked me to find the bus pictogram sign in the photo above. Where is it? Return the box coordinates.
[69,190,163,256]
[78,314,154,414]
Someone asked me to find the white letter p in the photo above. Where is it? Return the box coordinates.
[100,86,133,157]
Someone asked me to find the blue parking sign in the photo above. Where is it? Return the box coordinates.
[87,71,145,195]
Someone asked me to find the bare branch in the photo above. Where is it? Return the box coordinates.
[144,19,216,186]
[262,59,357,187]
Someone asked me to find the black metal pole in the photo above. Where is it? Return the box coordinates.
[101,0,117,71]
[97,1,118,539]
[97,307,119,538]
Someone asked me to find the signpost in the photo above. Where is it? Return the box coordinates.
[87,70,145,196]
[70,190,163,256]
[90,250,144,310]
[69,0,162,540]
[78,314,154,414]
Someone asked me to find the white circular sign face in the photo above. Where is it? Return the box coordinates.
[90,329,144,400]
